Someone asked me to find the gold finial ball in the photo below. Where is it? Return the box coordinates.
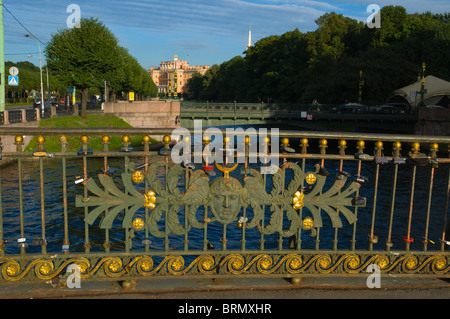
[338,139,347,147]
[59,135,67,143]
[300,138,308,145]
[357,140,365,147]
[430,143,439,151]
[142,135,150,143]
[163,135,171,143]
[281,137,289,145]
[319,139,327,146]
[183,136,191,143]
[375,141,383,149]
[202,135,211,143]
[80,135,89,143]
[36,136,45,144]
[122,135,130,143]
[102,135,110,143]
[223,136,231,143]
[244,136,250,144]
[15,135,23,143]
[264,137,270,143]
[412,142,420,150]
[393,141,401,149]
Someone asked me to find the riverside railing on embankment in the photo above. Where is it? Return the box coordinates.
[0,127,449,284]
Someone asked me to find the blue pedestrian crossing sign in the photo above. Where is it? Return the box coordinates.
[8,76,19,86]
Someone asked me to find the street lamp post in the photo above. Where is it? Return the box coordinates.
[28,54,50,108]
[420,62,426,108]
[358,70,364,104]
[0,0,5,111]
[25,34,45,117]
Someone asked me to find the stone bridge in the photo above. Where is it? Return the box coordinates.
[179,102,417,133]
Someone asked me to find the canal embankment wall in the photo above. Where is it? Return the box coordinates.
[415,106,450,136]
[103,100,181,129]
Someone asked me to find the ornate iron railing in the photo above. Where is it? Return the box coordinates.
[0,127,448,284]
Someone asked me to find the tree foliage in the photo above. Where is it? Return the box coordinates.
[186,6,450,105]
[46,17,157,117]
[4,61,65,103]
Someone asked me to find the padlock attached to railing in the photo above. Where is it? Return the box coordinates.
[391,141,406,164]
[352,196,367,207]
[77,135,93,156]
[373,141,388,165]
[103,166,117,176]
[428,143,439,168]
[159,135,172,156]
[75,175,89,184]
[32,237,47,246]
[354,174,369,184]
[17,237,28,248]
[407,142,429,166]
[121,135,133,152]
[336,170,351,180]
[202,135,215,176]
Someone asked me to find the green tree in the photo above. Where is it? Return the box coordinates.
[108,46,157,101]
[186,72,204,100]
[186,6,450,104]
[46,18,121,117]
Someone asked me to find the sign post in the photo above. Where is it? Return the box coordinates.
[8,75,19,86]
[0,0,5,111]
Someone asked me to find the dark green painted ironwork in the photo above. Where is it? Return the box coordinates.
[0,127,448,284]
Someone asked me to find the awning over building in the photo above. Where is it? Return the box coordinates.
[387,75,450,110]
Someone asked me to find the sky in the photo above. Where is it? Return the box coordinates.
[3,0,449,70]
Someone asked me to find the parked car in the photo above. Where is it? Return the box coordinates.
[366,105,382,114]
[379,103,411,114]
[33,99,58,110]
[333,103,367,114]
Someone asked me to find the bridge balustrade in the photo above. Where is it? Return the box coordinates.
[0,127,448,284]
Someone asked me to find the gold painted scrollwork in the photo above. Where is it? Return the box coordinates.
[72,258,91,278]
[104,257,125,277]
[1,253,449,282]
[401,255,419,273]
[222,254,245,274]
[197,255,216,275]
[431,255,448,274]
[136,256,154,275]
[256,254,273,274]
[315,254,332,273]
[1,260,22,281]
[35,260,54,279]
[168,256,185,275]
[343,254,361,273]
[285,254,303,273]
[375,255,390,271]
